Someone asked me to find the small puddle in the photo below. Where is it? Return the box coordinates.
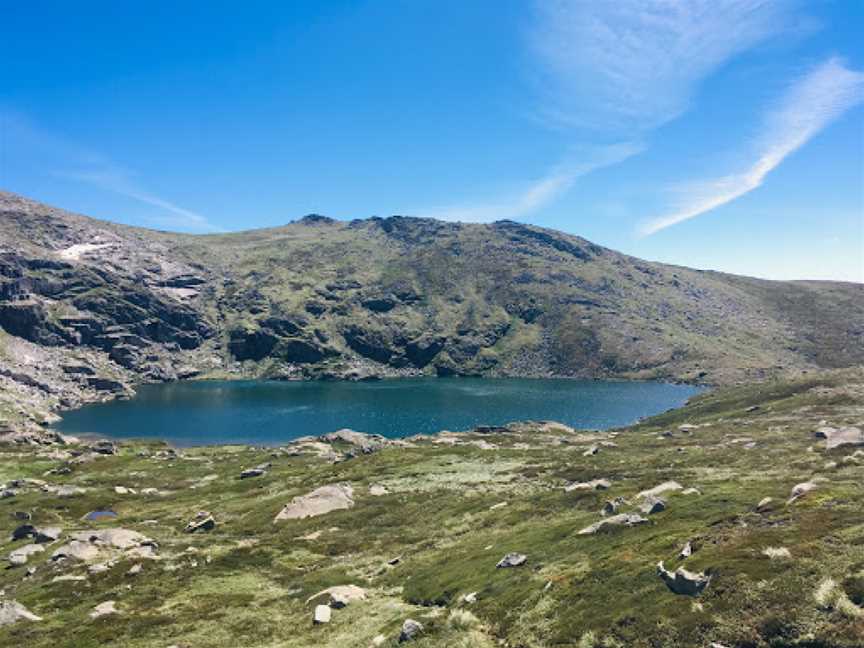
[84,510,118,521]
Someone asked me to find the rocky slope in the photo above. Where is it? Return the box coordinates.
[1,190,862,431]
[0,368,862,647]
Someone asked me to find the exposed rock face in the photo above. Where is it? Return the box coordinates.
[565,478,611,492]
[656,561,711,596]
[89,601,118,619]
[275,483,355,521]
[9,543,44,565]
[639,495,667,515]
[307,585,367,608]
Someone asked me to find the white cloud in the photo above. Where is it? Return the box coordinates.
[529,0,790,133]
[419,1,790,223]
[419,143,642,223]
[640,58,864,236]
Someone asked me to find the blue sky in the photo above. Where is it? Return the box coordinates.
[1,1,862,281]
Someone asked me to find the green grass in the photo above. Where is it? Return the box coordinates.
[1,368,863,646]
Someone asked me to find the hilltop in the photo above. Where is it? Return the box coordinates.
[0,190,862,432]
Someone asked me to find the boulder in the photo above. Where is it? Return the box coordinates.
[814,426,864,450]
[679,541,693,559]
[639,495,667,515]
[578,513,648,535]
[313,604,331,625]
[788,481,818,503]
[756,497,773,512]
[369,484,389,496]
[52,540,100,562]
[0,600,42,626]
[9,543,44,566]
[637,481,682,499]
[184,511,216,533]
[656,561,710,596]
[89,601,118,619]
[496,552,527,568]
[71,528,155,550]
[565,478,611,492]
[399,619,423,642]
[582,445,599,457]
[240,463,271,479]
[275,483,355,521]
[307,585,368,609]
[602,497,627,516]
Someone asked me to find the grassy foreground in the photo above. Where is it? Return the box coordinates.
[1,369,863,647]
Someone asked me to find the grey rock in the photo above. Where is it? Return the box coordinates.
[0,600,42,625]
[578,513,648,535]
[9,543,44,566]
[656,561,710,596]
[240,462,271,479]
[184,511,216,533]
[639,495,667,515]
[496,552,527,568]
[275,483,355,521]
[399,619,424,642]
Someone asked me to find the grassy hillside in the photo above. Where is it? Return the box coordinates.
[0,368,862,646]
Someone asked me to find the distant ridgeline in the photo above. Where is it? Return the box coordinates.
[0,189,862,430]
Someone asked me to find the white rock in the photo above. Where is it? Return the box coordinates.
[313,604,331,624]
[0,600,42,625]
[89,600,118,619]
[275,483,355,521]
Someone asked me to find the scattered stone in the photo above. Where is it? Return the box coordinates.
[184,511,216,533]
[656,561,710,596]
[637,481,683,499]
[399,619,423,642]
[89,601,118,619]
[0,600,42,625]
[240,462,271,479]
[496,552,527,568]
[678,424,698,433]
[582,445,599,456]
[275,483,355,521]
[679,541,693,560]
[578,513,648,535]
[745,405,760,412]
[369,484,389,496]
[788,481,818,503]
[52,540,101,562]
[681,487,701,496]
[387,556,401,566]
[313,604,331,625]
[565,478,611,492]
[127,563,142,575]
[463,591,478,604]
[9,543,44,566]
[639,495,666,515]
[52,574,86,582]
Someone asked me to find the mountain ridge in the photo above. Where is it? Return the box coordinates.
[0,189,862,433]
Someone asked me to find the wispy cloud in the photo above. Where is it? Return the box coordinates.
[55,167,219,232]
[640,58,864,236]
[420,143,642,223]
[529,0,791,134]
[418,1,791,223]
[1,111,219,232]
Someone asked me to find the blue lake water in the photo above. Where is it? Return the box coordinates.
[53,378,702,446]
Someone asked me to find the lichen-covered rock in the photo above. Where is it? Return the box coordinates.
[639,495,667,515]
[9,543,44,566]
[275,483,354,521]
